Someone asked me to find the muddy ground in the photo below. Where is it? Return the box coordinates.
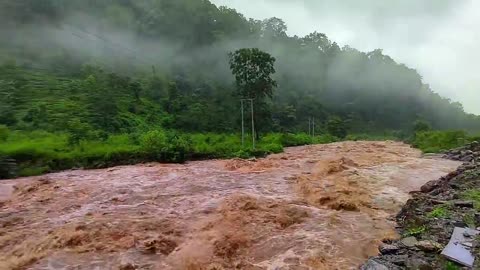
[0,141,461,270]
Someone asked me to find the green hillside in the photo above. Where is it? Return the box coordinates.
[0,0,479,178]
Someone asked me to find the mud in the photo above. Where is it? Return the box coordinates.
[0,141,460,270]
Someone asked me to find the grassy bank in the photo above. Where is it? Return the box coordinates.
[412,130,480,153]
[2,127,479,179]
[0,128,338,178]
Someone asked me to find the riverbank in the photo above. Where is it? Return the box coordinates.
[362,142,480,269]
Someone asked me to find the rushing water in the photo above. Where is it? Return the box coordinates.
[0,141,460,270]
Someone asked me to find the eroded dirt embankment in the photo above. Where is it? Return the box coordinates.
[0,141,460,270]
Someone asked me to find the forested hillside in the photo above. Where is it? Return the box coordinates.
[0,0,479,177]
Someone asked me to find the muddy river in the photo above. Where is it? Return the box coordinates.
[0,141,460,270]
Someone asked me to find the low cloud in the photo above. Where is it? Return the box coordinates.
[211,0,480,114]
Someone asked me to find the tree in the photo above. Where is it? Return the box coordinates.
[261,17,287,39]
[228,48,277,100]
[327,117,348,139]
[229,48,277,136]
[0,80,17,126]
[413,119,432,133]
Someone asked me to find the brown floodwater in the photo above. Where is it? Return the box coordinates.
[0,141,461,270]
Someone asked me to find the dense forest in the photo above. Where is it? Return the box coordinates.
[0,0,479,177]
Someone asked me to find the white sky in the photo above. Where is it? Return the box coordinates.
[211,0,480,114]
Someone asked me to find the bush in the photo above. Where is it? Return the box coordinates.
[413,120,431,133]
[0,125,9,141]
[141,130,192,162]
[190,133,243,158]
[0,154,17,179]
[412,130,470,153]
[280,133,312,146]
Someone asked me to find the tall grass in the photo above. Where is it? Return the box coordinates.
[3,127,475,178]
[0,129,339,178]
[412,130,472,153]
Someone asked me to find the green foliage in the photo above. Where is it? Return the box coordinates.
[0,80,17,126]
[141,130,192,162]
[444,261,461,270]
[229,48,277,136]
[0,0,479,177]
[428,205,450,218]
[229,48,277,99]
[0,129,339,178]
[413,119,432,133]
[277,133,312,146]
[462,189,480,210]
[0,0,479,137]
[0,154,16,179]
[403,225,427,237]
[0,125,9,141]
[66,119,96,146]
[412,130,471,153]
[327,117,348,139]
[463,212,476,228]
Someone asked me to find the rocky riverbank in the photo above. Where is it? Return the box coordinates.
[362,142,480,269]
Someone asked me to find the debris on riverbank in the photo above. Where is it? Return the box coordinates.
[362,142,480,269]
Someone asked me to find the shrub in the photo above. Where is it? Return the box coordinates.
[0,154,17,178]
[141,130,192,162]
[412,130,470,153]
[462,189,480,210]
[428,205,449,218]
[280,133,312,146]
[0,125,9,141]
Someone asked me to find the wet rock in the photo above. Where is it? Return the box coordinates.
[415,240,442,252]
[401,236,418,247]
[454,201,474,208]
[453,221,468,228]
[379,244,399,255]
[421,180,441,193]
[379,255,408,266]
[360,259,389,270]
[406,256,433,270]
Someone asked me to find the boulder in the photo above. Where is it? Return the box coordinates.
[415,240,443,252]
[401,236,418,247]
[361,259,390,270]
[421,180,441,193]
[379,244,400,255]
[406,256,433,270]
[454,201,474,208]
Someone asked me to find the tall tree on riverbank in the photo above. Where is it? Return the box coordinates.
[229,48,277,136]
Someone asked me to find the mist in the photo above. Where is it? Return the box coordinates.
[211,0,480,115]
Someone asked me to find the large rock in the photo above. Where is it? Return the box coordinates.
[361,259,390,270]
[421,180,441,193]
[379,243,400,255]
[406,256,433,270]
[415,240,443,252]
[400,236,418,247]
[454,201,474,208]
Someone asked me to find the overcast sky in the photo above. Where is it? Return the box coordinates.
[211,0,480,114]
